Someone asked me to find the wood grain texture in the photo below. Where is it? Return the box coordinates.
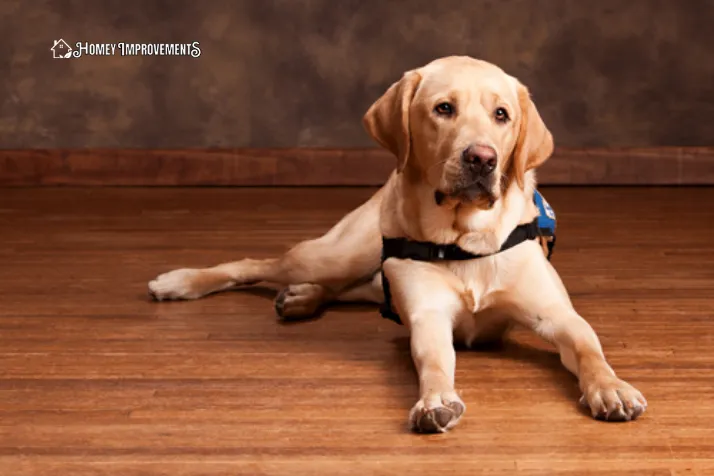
[1,186,713,475]
[1,147,714,186]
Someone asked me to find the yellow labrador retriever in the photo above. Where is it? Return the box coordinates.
[149,56,647,433]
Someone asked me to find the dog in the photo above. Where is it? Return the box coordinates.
[148,56,647,433]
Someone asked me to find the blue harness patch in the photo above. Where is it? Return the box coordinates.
[533,190,556,237]
[379,189,557,324]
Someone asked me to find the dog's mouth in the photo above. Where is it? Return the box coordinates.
[434,158,499,208]
[435,180,496,208]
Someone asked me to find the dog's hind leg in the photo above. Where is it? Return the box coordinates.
[148,258,283,301]
[148,179,389,306]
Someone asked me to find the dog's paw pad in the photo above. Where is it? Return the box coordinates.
[409,392,465,433]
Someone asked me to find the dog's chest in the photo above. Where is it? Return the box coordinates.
[445,241,538,313]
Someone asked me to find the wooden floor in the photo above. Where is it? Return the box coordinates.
[1,186,713,475]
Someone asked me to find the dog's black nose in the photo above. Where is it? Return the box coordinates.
[462,144,497,176]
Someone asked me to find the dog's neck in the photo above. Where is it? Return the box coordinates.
[380,170,540,255]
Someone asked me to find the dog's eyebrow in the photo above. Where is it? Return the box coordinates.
[488,92,506,105]
[486,91,516,114]
[426,88,459,103]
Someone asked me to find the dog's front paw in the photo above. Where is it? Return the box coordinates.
[274,284,327,319]
[409,391,465,433]
[580,376,647,422]
[148,268,204,301]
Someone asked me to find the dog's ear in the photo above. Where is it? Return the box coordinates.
[362,70,422,172]
[511,84,554,189]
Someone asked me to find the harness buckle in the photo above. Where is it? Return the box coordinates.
[428,245,446,260]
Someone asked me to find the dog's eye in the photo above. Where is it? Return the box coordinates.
[494,107,509,123]
[434,102,455,117]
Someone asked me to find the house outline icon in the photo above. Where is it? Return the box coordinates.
[51,39,73,59]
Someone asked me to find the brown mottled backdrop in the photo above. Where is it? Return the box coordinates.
[1,0,713,149]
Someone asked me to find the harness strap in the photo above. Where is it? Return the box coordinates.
[379,218,555,324]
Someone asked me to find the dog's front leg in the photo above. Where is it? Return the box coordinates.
[383,258,471,433]
[511,256,647,421]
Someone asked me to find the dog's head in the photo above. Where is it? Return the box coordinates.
[363,56,553,207]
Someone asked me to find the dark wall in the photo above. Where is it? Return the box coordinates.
[2,0,713,149]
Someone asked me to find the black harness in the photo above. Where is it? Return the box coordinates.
[379,193,557,324]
